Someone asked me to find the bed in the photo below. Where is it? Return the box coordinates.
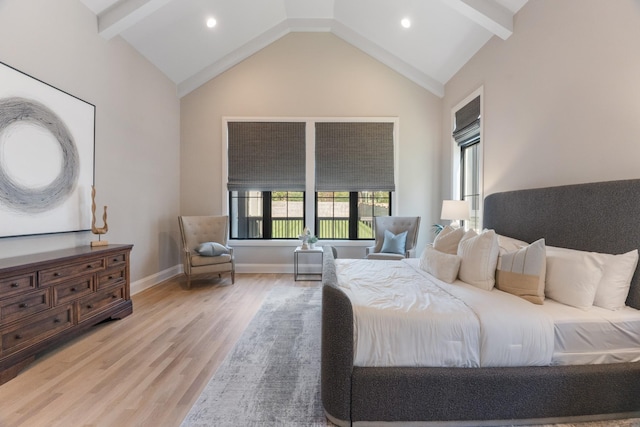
[321,179,640,426]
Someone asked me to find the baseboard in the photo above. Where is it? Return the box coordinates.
[236,263,293,274]
[131,263,300,294]
[131,264,182,295]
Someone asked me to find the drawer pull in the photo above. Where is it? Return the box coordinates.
[19,303,28,308]
[15,334,22,340]
[112,294,118,299]
[10,283,19,288]
[70,287,77,292]
[87,264,93,269]
[87,304,94,309]
[108,275,113,280]
[53,318,61,323]
[53,272,60,277]
[113,258,119,262]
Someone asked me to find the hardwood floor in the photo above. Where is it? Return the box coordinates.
[0,273,319,427]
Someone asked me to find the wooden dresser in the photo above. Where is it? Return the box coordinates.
[0,244,133,384]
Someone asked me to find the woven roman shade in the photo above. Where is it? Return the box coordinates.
[315,122,395,192]
[227,121,306,191]
[453,96,480,147]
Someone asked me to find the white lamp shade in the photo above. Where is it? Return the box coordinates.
[441,200,471,221]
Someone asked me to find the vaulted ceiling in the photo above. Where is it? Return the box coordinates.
[80,0,528,97]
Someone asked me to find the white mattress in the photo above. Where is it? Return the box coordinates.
[336,258,554,368]
[539,298,640,365]
[336,258,640,368]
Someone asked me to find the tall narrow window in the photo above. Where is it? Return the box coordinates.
[315,122,394,239]
[227,122,306,239]
[453,95,481,230]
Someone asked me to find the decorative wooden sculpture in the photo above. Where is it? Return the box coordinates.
[91,185,109,247]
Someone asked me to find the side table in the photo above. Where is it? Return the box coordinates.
[294,246,324,281]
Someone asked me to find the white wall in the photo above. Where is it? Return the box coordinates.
[0,0,181,288]
[442,0,640,200]
[181,32,441,269]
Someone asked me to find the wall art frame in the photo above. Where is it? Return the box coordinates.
[0,61,95,238]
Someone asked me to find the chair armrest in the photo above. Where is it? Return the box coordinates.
[406,248,417,258]
[365,246,376,256]
[226,246,234,257]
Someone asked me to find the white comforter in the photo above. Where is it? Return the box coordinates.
[336,258,554,368]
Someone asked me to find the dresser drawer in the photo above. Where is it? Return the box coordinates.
[39,259,105,286]
[77,285,125,322]
[106,252,127,268]
[97,267,126,290]
[1,305,73,356]
[0,274,36,299]
[0,289,50,323]
[53,277,94,306]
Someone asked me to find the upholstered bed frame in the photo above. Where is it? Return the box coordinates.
[321,179,640,426]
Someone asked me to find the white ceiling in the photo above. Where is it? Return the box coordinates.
[80,0,528,98]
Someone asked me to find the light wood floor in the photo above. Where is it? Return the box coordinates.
[0,273,319,427]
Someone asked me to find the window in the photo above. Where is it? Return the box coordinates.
[227,122,306,239]
[453,93,482,230]
[230,191,304,239]
[460,142,480,230]
[315,191,391,240]
[225,118,398,240]
[315,122,395,239]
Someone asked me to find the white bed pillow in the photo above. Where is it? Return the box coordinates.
[545,246,604,309]
[420,246,461,284]
[457,229,500,291]
[592,249,639,310]
[433,225,465,255]
[496,239,546,304]
[497,234,529,255]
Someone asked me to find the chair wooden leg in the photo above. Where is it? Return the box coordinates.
[185,274,191,289]
[232,270,235,284]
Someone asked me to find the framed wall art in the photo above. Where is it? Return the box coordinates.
[0,61,95,238]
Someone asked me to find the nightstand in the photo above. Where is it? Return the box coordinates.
[294,246,324,281]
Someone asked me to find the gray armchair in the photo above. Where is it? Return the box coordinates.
[178,215,235,287]
[365,216,421,260]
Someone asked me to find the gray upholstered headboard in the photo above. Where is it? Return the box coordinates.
[483,179,640,310]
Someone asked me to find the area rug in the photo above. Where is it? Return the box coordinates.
[180,286,328,427]
[181,285,640,427]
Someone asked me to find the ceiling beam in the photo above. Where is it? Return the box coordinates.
[444,0,513,40]
[98,0,173,40]
[331,21,444,97]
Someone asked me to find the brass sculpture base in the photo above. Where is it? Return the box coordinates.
[91,240,109,247]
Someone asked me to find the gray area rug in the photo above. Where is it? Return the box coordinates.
[181,285,640,427]
[181,286,328,427]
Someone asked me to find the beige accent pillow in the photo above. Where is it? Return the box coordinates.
[420,246,462,284]
[457,229,500,291]
[496,239,546,304]
[433,225,465,255]
[545,246,604,309]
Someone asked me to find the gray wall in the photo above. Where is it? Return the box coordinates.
[442,0,640,200]
[181,32,442,270]
[0,0,181,291]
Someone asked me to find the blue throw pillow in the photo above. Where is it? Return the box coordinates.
[196,242,229,257]
[380,230,408,255]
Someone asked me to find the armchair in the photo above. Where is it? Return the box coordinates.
[365,216,421,260]
[178,215,235,288]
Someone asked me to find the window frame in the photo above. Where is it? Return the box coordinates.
[451,88,483,231]
[229,190,306,240]
[223,117,399,242]
[314,191,392,240]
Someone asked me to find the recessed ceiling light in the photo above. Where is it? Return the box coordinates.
[206,17,217,28]
[401,18,411,29]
